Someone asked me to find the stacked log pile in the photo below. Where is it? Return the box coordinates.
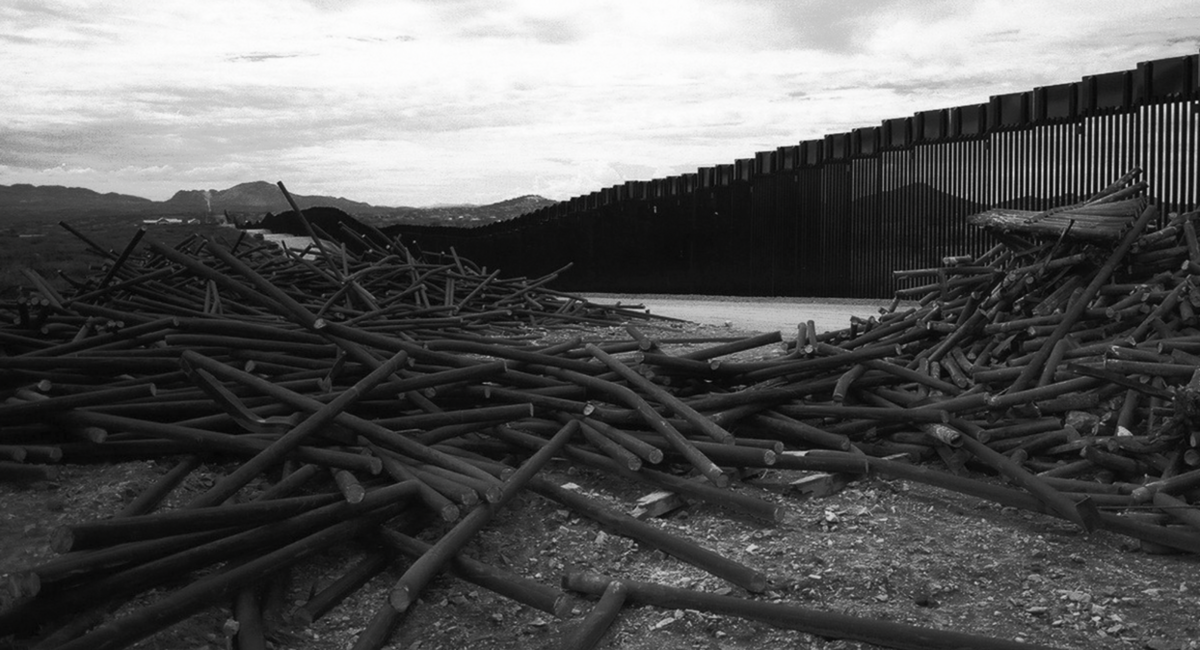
[1,176,1199,650]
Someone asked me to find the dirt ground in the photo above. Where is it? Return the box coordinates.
[2,316,1199,650]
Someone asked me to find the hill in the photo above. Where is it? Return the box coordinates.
[362,194,560,227]
[0,182,557,226]
[162,181,388,216]
[0,184,156,218]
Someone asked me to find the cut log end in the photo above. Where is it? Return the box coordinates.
[389,586,414,612]
[6,571,40,601]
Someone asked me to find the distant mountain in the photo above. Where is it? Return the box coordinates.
[849,182,987,216]
[0,183,156,217]
[849,182,1085,214]
[844,182,991,257]
[162,181,387,216]
[0,181,558,226]
[363,194,559,227]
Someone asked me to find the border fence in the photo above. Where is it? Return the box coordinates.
[386,53,1199,299]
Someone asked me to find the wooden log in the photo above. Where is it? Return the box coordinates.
[579,416,664,465]
[557,580,628,650]
[489,424,785,523]
[0,461,59,483]
[532,477,768,593]
[10,483,417,644]
[388,420,577,612]
[233,583,267,650]
[54,490,342,552]
[370,443,460,520]
[180,350,504,489]
[563,570,1064,650]
[1009,203,1159,392]
[117,455,204,517]
[295,547,395,625]
[952,419,1098,531]
[378,527,569,617]
[587,344,736,446]
[544,364,727,487]
[743,412,851,451]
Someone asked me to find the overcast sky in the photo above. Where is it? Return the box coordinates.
[1,1,1197,207]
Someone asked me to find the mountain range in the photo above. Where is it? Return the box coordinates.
[0,181,558,226]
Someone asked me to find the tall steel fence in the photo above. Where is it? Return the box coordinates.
[387,53,1199,298]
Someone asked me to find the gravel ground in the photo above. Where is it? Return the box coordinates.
[583,294,896,338]
[4,317,1200,650]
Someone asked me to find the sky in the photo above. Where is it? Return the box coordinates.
[1,1,1197,207]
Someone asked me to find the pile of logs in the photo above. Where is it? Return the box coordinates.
[2,175,1199,650]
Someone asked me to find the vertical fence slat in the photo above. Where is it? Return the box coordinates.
[385,53,1197,300]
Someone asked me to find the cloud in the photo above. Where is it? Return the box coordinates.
[0,1,123,48]
[1,0,1197,206]
[0,33,37,45]
[458,14,586,44]
[227,53,308,63]
[344,34,415,43]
